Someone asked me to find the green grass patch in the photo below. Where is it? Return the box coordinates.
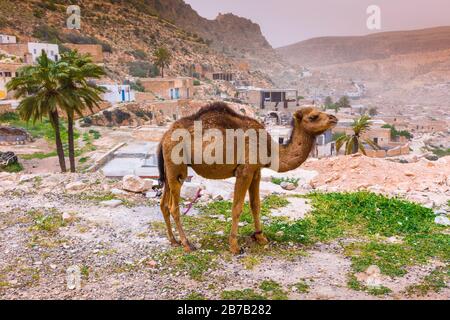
[185,292,206,300]
[259,280,288,300]
[271,176,300,187]
[27,208,66,234]
[154,247,216,281]
[347,274,392,296]
[405,266,449,296]
[0,162,23,173]
[292,280,310,293]
[21,151,58,160]
[265,192,449,277]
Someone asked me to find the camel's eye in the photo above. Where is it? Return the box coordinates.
[309,115,319,121]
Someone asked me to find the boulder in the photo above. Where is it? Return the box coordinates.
[181,182,201,200]
[435,216,450,226]
[280,181,296,191]
[65,181,86,192]
[122,175,152,193]
[100,199,123,208]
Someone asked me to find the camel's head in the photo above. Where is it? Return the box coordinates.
[293,107,338,136]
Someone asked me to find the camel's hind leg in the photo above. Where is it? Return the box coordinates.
[160,186,180,246]
[167,166,195,252]
[249,169,269,245]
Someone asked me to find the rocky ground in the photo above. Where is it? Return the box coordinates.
[0,155,449,300]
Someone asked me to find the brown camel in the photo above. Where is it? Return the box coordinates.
[157,102,337,254]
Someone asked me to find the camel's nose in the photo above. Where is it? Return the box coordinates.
[328,114,338,123]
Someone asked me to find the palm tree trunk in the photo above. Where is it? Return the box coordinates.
[352,138,359,154]
[49,110,67,173]
[68,113,76,173]
[161,66,164,78]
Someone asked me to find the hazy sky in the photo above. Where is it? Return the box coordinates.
[184,0,450,47]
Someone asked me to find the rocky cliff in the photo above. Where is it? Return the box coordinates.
[0,0,275,86]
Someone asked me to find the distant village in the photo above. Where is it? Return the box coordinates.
[0,33,449,176]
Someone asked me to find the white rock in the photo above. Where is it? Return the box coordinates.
[111,188,127,195]
[100,199,123,208]
[145,191,158,198]
[62,212,73,221]
[181,182,201,200]
[434,216,450,226]
[280,181,296,191]
[122,175,152,193]
[65,181,86,192]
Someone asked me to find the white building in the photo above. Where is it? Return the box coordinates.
[0,34,16,44]
[28,42,60,63]
[100,84,135,104]
[312,130,335,158]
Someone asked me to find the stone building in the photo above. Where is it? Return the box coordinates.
[139,77,194,100]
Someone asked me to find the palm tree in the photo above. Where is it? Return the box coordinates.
[336,115,379,155]
[153,47,171,78]
[59,51,105,172]
[7,53,68,172]
[337,96,350,109]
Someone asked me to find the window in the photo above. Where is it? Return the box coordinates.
[33,49,37,54]
[5,72,12,77]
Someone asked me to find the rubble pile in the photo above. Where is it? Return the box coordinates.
[303,154,450,208]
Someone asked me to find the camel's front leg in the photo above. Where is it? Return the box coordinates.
[249,169,269,245]
[229,168,254,254]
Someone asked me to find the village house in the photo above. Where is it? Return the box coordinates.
[207,71,235,82]
[63,43,103,63]
[28,42,59,62]
[0,43,32,63]
[0,34,17,44]
[99,84,135,104]
[139,77,194,100]
[237,87,299,110]
[0,42,59,63]
[0,62,25,100]
[311,130,336,158]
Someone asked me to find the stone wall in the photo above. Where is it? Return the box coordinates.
[63,44,103,63]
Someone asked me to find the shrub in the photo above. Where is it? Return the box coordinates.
[128,61,158,78]
[193,79,201,86]
[113,109,130,123]
[32,25,62,43]
[129,49,147,60]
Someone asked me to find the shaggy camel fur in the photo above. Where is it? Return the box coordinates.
[158,102,337,254]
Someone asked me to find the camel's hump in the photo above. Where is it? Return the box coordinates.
[184,102,250,121]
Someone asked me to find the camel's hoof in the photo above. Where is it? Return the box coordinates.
[183,242,197,253]
[230,246,244,255]
[251,233,269,245]
[170,240,181,247]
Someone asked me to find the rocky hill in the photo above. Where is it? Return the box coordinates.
[277,27,450,67]
[0,0,275,86]
[277,26,450,107]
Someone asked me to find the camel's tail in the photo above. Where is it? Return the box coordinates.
[157,143,166,187]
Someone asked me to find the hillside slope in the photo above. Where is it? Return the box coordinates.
[277,27,450,67]
[0,0,273,86]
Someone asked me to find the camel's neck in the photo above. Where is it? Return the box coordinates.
[276,124,315,173]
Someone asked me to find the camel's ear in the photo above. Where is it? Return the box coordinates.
[293,110,303,121]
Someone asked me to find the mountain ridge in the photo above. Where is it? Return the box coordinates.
[277,26,450,67]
